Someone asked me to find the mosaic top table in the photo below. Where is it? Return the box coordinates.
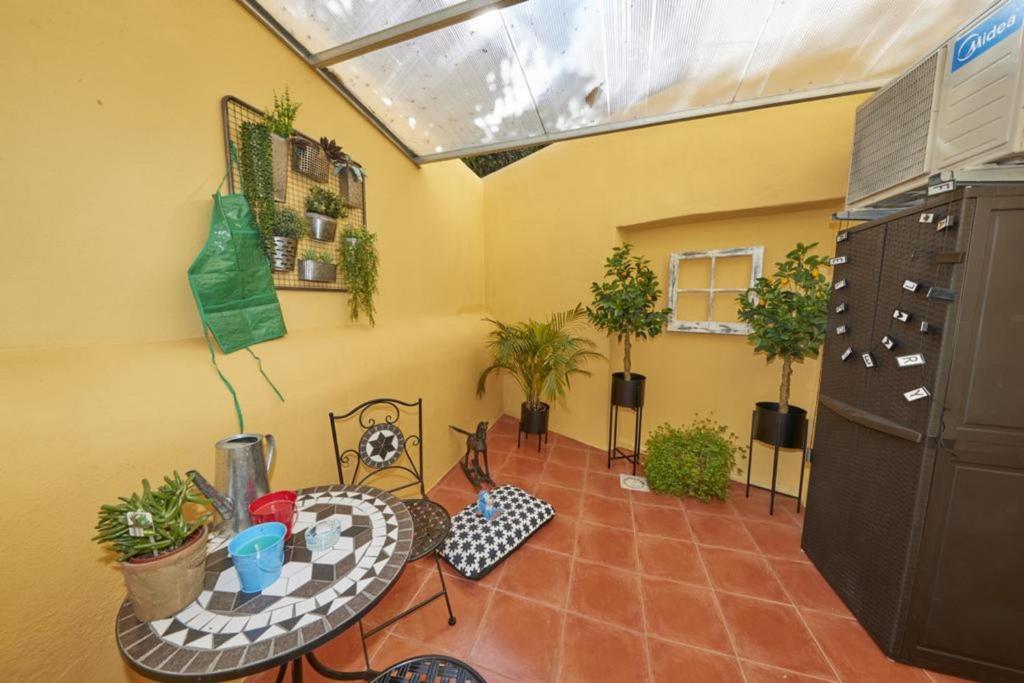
[116,485,413,682]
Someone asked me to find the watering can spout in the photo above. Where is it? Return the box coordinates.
[187,469,235,521]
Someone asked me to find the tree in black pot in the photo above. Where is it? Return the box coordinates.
[587,244,671,469]
[735,242,830,511]
[476,305,601,451]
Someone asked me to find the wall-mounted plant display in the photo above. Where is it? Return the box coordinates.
[298,248,337,282]
[339,227,379,325]
[321,136,365,209]
[644,417,741,502]
[93,471,212,620]
[270,207,306,272]
[305,186,346,242]
[238,121,276,257]
[262,88,301,201]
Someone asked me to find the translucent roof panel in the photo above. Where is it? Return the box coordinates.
[252,0,993,160]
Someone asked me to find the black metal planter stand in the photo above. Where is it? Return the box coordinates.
[745,401,808,515]
[518,402,550,452]
[607,373,645,476]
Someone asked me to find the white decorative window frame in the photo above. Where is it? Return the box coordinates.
[667,246,764,334]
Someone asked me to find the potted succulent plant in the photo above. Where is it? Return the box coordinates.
[735,242,830,450]
[270,207,306,272]
[339,227,379,325]
[321,137,366,209]
[477,305,601,445]
[263,87,301,202]
[298,248,337,282]
[587,243,672,410]
[305,186,346,241]
[93,471,212,621]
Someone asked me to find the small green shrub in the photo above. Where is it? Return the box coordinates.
[273,207,306,239]
[263,87,301,138]
[305,186,346,219]
[301,248,333,264]
[644,416,741,502]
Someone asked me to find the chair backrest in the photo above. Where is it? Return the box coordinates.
[329,398,425,498]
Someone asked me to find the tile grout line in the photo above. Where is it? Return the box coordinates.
[625,471,657,683]
[685,504,751,682]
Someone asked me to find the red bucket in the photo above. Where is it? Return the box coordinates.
[248,490,297,540]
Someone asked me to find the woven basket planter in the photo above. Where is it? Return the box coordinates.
[271,236,298,272]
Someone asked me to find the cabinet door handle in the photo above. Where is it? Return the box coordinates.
[819,394,924,444]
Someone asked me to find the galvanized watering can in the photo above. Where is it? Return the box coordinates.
[188,433,276,536]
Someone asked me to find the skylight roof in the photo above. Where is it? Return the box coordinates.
[244,0,994,163]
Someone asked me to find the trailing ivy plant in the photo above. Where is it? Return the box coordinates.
[339,227,379,325]
[263,87,301,138]
[644,416,741,502]
[301,248,334,264]
[305,186,346,219]
[587,244,672,380]
[735,242,831,413]
[93,471,212,562]
[238,121,276,257]
[273,207,306,240]
[476,305,602,410]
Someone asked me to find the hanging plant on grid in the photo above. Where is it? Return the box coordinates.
[587,244,672,380]
[339,227,379,325]
[735,242,831,413]
[262,87,301,138]
[238,121,277,257]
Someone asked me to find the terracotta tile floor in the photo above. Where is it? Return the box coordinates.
[249,417,969,682]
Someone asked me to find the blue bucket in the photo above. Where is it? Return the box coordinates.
[227,522,286,593]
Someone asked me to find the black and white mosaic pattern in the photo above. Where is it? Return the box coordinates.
[440,485,555,580]
[116,485,413,680]
[358,423,405,469]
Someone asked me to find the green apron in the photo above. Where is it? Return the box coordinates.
[188,164,285,430]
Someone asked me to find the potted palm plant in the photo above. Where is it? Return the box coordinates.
[339,226,379,325]
[477,305,601,448]
[93,471,212,621]
[735,242,830,450]
[263,87,301,202]
[298,248,337,282]
[305,186,346,242]
[270,207,306,272]
[587,244,672,409]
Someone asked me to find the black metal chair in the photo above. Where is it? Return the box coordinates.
[371,655,486,683]
[329,398,456,667]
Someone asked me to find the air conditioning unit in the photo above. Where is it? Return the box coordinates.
[847,0,1024,209]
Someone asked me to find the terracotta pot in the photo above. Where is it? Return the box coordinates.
[120,526,207,621]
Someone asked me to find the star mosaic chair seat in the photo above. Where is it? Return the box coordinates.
[328,398,456,665]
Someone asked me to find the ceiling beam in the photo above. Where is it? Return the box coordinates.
[309,0,528,68]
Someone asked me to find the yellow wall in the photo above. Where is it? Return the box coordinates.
[0,2,500,681]
[482,95,866,496]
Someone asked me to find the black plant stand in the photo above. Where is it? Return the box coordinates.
[607,373,646,476]
[745,402,808,515]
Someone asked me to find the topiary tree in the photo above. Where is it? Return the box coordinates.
[735,242,831,413]
[587,244,672,380]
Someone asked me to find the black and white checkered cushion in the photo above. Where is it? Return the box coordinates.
[439,485,555,579]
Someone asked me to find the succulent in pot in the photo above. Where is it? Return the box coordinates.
[298,248,337,282]
[304,186,346,242]
[477,305,601,447]
[270,207,306,272]
[93,471,213,621]
[263,87,301,202]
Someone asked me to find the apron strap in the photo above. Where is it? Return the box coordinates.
[216,141,241,196]
[246,347,285,403]
[203,324,245,432]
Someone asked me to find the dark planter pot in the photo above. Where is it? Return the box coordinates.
[611,372,646,408]
[519,402,550,435]
[752,401,808,449]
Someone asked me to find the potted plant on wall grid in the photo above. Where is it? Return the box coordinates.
[588,243,672,408]
[298,248,337,282]
[339,226,379,325]
[263,88,301,202]
[735,242,830,495]
[93,472,212,621]
[238,121,277,258]
[270,207,306,272]
[476,305,601,451]
[305,186,346,242]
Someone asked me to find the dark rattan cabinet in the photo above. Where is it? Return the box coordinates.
[803,186,1024,682]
